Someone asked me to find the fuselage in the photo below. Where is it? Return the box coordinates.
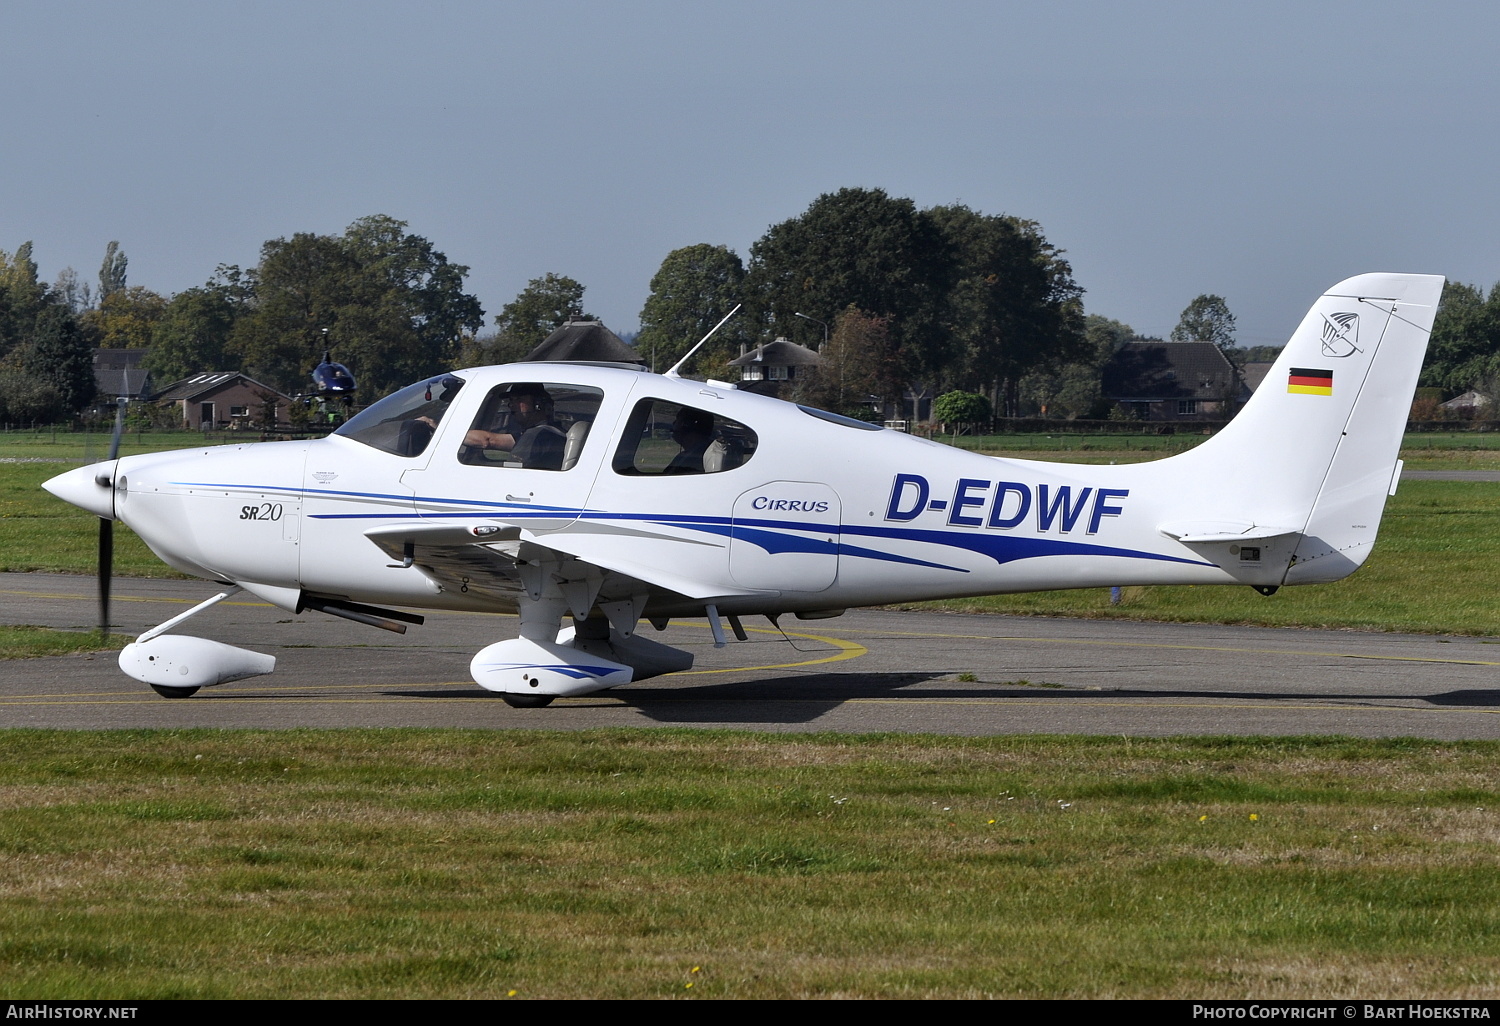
[89,361,1290,620]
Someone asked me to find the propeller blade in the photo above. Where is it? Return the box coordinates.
[99,398,125,636]
[107,397,125,461]
[98,517,113,636]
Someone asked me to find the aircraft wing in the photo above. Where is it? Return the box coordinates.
[362,522,770,609]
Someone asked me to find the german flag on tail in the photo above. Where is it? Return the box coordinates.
[1287,367,1333,396]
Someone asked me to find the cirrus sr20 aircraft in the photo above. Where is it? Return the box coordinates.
[45,273,1443,706]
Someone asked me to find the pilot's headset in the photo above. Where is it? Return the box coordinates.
[504,383,552,420]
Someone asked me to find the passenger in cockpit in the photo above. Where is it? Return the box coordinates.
[664,407,714,475]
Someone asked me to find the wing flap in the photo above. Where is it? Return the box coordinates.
[521,529,772,600]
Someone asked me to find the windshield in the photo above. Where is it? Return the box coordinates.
[334,374,465,456]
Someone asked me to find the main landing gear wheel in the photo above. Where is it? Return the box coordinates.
[500,693,555,709]
[148,684,200,698]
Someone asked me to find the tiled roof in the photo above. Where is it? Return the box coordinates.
[94,367,152,397]
[1103,342,1242,401]
[523,320,644,365]
[728,338,823,368]
[154,372,288,402]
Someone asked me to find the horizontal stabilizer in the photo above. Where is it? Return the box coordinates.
[1159,521,1300,544]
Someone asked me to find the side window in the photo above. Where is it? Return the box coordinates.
[612,399,758,476]
[456,381,604,472]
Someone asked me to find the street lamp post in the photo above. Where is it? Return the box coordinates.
[794,311,840,408]
[793,312,828,351]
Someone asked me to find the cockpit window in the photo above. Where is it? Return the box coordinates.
[613,398,758,475]
[457,382,605,472]
[334,374,465,457]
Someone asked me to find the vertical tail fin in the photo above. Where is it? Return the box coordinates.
[1171,272,1443,583]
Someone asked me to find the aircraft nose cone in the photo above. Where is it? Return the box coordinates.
[43,461,117,519]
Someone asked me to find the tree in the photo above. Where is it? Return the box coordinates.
[1420,281,1500,393]
[796,307,905,417]
[0,242,45,361]
[481,273,589,364]
[1020,315,1137,419]
[98,241,128,300]
[744,188,951,373]
[230,231,353,389]
[145,267,254,384]
[22,305,94,415]
[1170,294,1237,350]
[636,244,747,373]
[51,268,90,314]
[230,216,484,396]
[342,214,485,366]
[931,205,1085,416]
[78,285,167,348]
[0,369,59,423]
[0,242,92,421]
[933,390,992,433]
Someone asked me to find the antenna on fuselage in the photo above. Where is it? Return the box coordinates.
[664,304,741,379]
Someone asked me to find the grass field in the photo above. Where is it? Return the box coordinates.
[1,730,1498,999]
[0,626,127,660]
[7,433,1500,999]
[0,461,175,578]
[0,426,246,461]
[0,429,242,579]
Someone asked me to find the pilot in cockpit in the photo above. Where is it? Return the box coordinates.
[461,382,566,470]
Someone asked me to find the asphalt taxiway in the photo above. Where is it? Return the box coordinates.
[3,572,1499,738]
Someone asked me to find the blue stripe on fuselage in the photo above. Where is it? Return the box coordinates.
[174,481,1212,570]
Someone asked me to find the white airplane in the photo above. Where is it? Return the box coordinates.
[44,272,1443,706]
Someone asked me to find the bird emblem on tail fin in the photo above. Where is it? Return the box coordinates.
[1320,311,1361,357]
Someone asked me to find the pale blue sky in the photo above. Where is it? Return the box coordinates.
[3,1,1496,348]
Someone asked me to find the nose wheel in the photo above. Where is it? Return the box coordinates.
[148,684,201,699]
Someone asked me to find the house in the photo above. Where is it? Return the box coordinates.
[1101,341,1247,421]
[1440,390,1490,416]
[1237,361,1275,394]
[522,318,645,365]
[727,338,822,397]
[93,349,153,401]
[154,372,292,430]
